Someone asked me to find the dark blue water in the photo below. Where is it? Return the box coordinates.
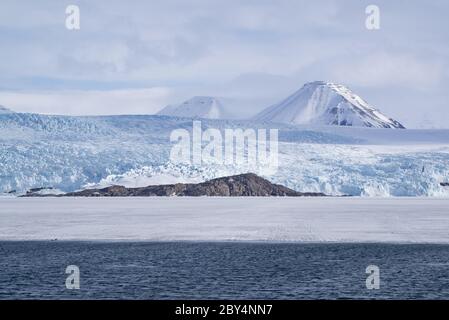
[0,242,448,299]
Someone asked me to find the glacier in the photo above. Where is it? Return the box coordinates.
[0,112,449,197]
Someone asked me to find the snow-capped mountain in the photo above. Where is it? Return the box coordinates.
[0,105,14,114]
[157,96,229,119]
[253,81,405,129]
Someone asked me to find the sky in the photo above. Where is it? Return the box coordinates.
[0,0,448,128]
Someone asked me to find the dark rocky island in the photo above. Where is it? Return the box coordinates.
[48,173,325,197]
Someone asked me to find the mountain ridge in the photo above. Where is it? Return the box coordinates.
[0,105,14,114]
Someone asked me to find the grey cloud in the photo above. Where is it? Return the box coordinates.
[0,0,448,127]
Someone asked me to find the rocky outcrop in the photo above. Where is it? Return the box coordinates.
[62,173,325,197]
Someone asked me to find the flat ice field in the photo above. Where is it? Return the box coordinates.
[1,197,448,243]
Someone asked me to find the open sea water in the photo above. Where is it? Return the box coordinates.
[0,242,448,299]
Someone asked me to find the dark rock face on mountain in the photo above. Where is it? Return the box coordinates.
[441,182,449,187]
[63,173,325,197]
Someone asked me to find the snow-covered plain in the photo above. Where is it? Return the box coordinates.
[1,197,448,243]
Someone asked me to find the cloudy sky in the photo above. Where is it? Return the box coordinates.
[0,0,448,127]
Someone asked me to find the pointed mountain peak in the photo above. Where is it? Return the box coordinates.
[253,81,405,129]
[157,96,229,119]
